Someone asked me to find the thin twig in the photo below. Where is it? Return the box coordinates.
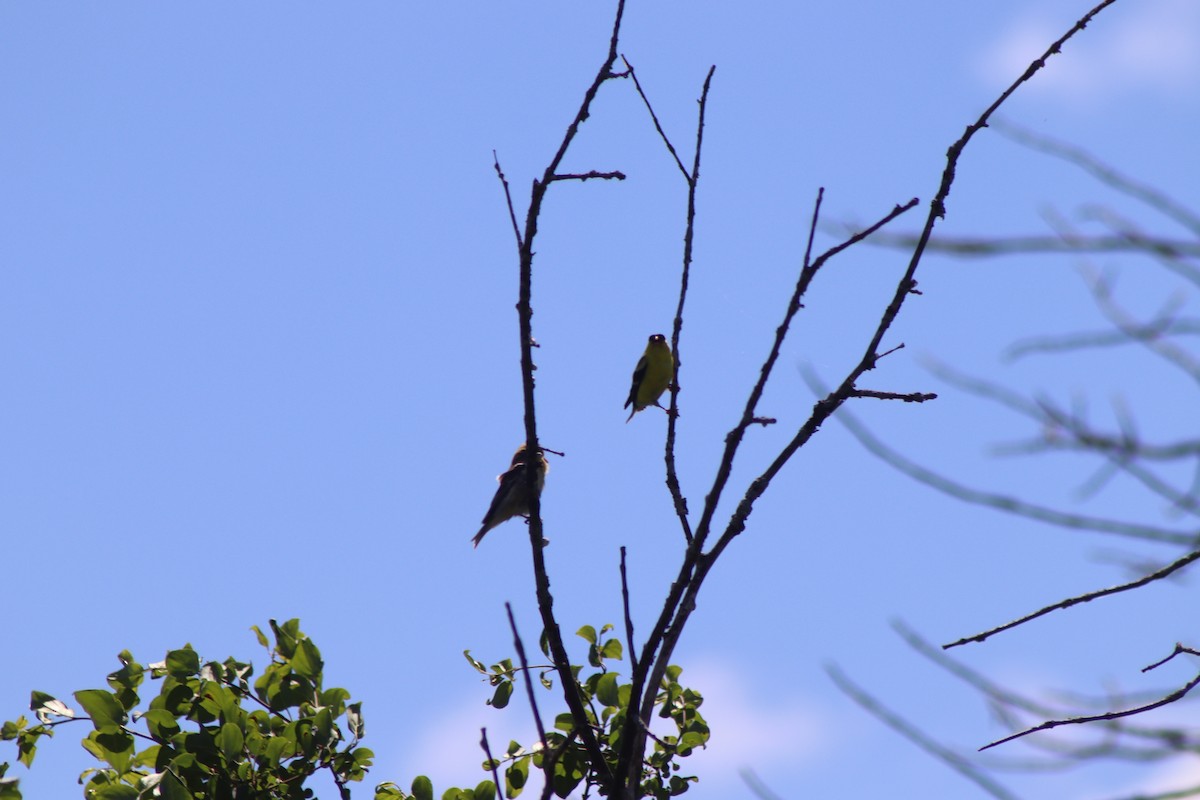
[663,65,717,549]
[851,389,938,402]
[547,170,627,182]
[895,621,1195,753]
[481,727,505,800]
[620,65,714,792]
[493,151,523,250]
[982,672,1200,751]
[506,602,549,753]
[622,55,692,183]
[620,547,639,674]
[638,194,920,744]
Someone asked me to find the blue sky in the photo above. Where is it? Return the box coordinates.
[2,2,1199,798]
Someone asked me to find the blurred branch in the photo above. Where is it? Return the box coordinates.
[895,622,1200,760]
[739,769,787,800]
[825,391,1198,547]
[924,360,1200,517]
[1082,266,1200,384]
[991,119,1200,239]
[858,232,1200,260]
[827,663,1022,800]
[1007,318,1200,362]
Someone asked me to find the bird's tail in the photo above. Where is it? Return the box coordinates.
[471,528,488,548]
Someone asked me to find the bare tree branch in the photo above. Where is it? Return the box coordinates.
[510,0,632,783]
[506,602,549,753]
[982,668,1200,752]
[480,728,504,800]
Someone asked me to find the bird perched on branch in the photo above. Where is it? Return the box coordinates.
[472,444,549,548]
[624,333,674,422]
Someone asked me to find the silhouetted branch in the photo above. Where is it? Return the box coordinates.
[982,649,1200,752]
[619,547,638,674]
[511,0,632,784]
[622,55,691,183]
[480,728,504,800]
[619,64,714,790]
[506,602,548,753]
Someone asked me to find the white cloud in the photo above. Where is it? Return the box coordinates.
[975,0,1200,101]
[376,660,827,798]
[1094,757,1200,800]
[666,660,828,795]
[389,692,538,792]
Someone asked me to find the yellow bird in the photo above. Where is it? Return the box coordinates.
[472,444,549,548]
[624,333,674,422]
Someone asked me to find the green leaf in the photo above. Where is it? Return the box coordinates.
[217,722,244,759]
[601,639,623,661]
[81,728,135,773]
[251,625,270,648]
[505,755,530,798]
[489,681,513,709]
[74,689,125,731]
[595,673,620,708]
[551,756,584,799]
[575,626,597,645]
[0,721,19,742]
[463,651,488,674]
[269,619,302,658]
[30,692,73,723]
[157,770,192,800]
[411,775,434,800]
[164,648,200,678]
[89,785,138,800]
[473,780,497,800]
[374,783,405,799]
[106,651,144,710]
[0,776,20,800]
[346,701,365,739]
[15,730,40,767]
[292,638,324,681]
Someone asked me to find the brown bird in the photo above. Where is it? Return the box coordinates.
[472,444,549,548]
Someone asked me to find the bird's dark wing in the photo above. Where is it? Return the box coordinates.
[625,354,649,409]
